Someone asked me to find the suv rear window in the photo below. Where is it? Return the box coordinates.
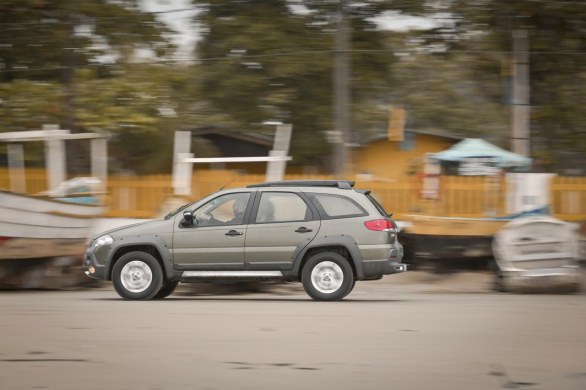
[309,193,367,219]
[255,192,310,223]
[366,193,391,218]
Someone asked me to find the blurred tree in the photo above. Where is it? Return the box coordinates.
[2,0,584,175]
[0,0,173,83]
[193,0,425,170]
[422,0,586,173]
[0,0,179,173]
[379,32,509,143]
[194,1,330,167]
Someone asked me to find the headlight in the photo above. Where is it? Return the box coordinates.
[91,235,113,250]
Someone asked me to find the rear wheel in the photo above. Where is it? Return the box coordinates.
[154,280,179,299]
[302,252,354,301]
[112,252,163,300]
[343,279,356,298]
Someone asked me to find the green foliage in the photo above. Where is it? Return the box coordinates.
[384,39,509,142]
[0,79,65,130]
[0,0,179,173]
[427,0,586,171]
[0,0,174,82]
[193,0,427,166]
[1,0,585,174]
[195,0,333,164]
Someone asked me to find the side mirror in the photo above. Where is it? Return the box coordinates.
[182,210,195,227]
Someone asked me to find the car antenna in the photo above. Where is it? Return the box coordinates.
[218,171,243,191]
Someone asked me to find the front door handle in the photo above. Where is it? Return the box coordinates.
[295,227,313,233]
[225,230,243,236]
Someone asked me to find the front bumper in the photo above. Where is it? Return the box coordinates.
[83,245,111,280]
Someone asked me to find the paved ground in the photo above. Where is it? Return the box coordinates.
[1,271,585,390]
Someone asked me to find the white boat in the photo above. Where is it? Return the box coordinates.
[492,215,582,293]
[0,179,106,260]
[0,127,108,262]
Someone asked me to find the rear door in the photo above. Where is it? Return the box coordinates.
[244,190,319,270]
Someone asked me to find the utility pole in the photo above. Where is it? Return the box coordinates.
[511,29,530,157]
[332,3,351,176]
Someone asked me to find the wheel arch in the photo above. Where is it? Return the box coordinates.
[291,235,364,280]
[107,237,174,281]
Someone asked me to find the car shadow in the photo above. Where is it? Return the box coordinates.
[92,296,410,303]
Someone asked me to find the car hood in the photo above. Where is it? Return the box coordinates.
[91,219,170,239]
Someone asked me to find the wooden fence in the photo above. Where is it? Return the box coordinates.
[551,176,586,222]
[1,168,586,221]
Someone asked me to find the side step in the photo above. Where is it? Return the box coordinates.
[180,270,285,282]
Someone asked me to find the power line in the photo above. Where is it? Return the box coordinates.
[0,7,197,28]
[150,8,196,14]
[3,47,586,74]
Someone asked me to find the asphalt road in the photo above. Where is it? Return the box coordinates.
[1,271,585,390]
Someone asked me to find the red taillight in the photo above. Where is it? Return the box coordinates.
[364,219,396,232]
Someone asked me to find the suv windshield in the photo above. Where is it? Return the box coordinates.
[164,203,191,220]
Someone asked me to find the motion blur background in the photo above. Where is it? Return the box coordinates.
[1,0,585,176]
[1,4,586,389]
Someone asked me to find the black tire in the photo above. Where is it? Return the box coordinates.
[301,252,354,301]
[342,279,356,299]
[112,251,163,300]
[154,280,179,299]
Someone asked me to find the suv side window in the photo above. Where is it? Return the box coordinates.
[194,192,250,226]
[255,192,309,223]
[310,193,367,219]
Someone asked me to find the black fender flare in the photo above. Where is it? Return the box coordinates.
[289,234,365,280]
[106,235,175,281]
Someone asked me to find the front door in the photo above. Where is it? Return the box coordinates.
[245,191,319,270]
[172,192,252,269]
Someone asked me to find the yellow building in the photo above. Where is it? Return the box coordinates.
[353,130,462,182]
[186,127,462,179]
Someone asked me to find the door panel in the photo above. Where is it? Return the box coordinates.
[172,224,246,269]
[245,191,319,269]
[245,221,319,268]
[171,192,252,269]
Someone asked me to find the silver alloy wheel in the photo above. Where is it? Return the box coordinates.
[310,261,344,294]
[120,260,153,293]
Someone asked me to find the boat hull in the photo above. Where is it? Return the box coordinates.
[0,237,88,260]
[0,191,104,260]
[492,215,581,292]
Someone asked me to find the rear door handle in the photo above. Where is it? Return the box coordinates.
[295,227,313,233]
[225,230,243,236]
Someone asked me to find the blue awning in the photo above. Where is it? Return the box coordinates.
[428,138,532,169]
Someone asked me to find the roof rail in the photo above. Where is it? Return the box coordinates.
[247,180,355,189]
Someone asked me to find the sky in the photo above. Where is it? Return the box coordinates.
[141,0,437,60]
[141,0,201,60]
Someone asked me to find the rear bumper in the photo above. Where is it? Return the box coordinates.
[361,259,407,279]
[383,261,407,274]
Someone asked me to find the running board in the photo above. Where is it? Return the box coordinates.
[180,270,285,281]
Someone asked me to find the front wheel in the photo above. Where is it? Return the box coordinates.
[302,252,354,301]
[112,252,163,300]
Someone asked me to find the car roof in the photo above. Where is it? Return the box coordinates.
[247,180,355,190]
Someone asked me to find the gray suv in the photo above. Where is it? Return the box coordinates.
[84,180,406,301]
